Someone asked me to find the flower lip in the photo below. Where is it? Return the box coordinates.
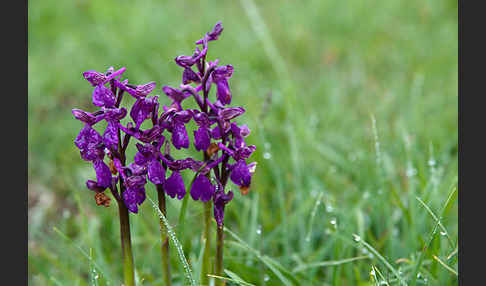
[190,174,215,202]
[163,171,186,200]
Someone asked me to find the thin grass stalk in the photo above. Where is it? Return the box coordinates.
[156,184,172,286]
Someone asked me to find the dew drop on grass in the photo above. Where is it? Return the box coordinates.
[256,225,262,235]
[406,167,417,177]
[428,159,436,167]
[353,234,361,242]
[363,191,370,200]
[440,231,447,236]
[326,204,334,213]
[263,152,272,159]
[370,267,376,277]
[264,274,270,282]
[330,218,337,229]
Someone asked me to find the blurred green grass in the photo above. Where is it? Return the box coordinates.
[28,0,457,285]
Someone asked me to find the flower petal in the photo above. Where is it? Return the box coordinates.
[148,160,165,185]
[93,160,112,189]
[163,171,186,199]
[216,79,231,105]
[92,85,115,107]
[123,186,146,213]
[230,159,252,188]
[182,67,201,84]
[171,122,189,149]
[103,121,119,150]
[194,126,211,151]
[190,174,215,202]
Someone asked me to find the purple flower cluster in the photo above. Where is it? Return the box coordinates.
[73,22,256,226]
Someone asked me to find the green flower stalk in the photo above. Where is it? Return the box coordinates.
[201,200,213,285]
[118,198,136,286]
[156,184,172,286]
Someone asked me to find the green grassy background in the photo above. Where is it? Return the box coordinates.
[28,0,458,285]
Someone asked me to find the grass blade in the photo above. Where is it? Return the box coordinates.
[447,247,458,260]
[239,0,289,79]
[305,192,324,242]
[415,196,454,247]
[353,234,407,286]
[225,227,295,286]
[52,227,111,282]
[432,255,457,276]
[293,256,370,273]
[207,270,257,286]
[224,269,257,286]
[147,195,196,286]
[411,186,458,286]
[372,265,391,286]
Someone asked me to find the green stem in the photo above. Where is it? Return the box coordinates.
[215,224,224,286]
[118,201,135,286]
[178,173,198,238]
[156,185,171,286]
[201,201,212,285]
